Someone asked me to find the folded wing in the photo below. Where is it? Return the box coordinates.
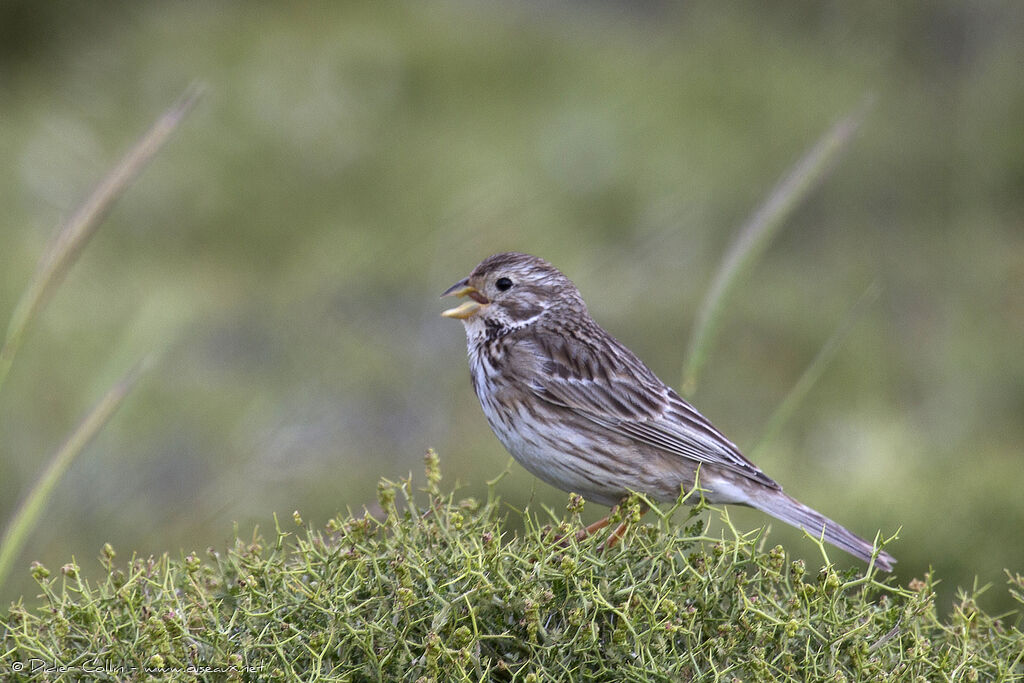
[520,327,780,490]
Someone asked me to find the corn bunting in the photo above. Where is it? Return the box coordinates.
[442,252,894,570]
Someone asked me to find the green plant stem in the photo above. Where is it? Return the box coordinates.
[681,95,873,396]
[750,280,882,457]
[0,359,149,590]
[0,83,204,395]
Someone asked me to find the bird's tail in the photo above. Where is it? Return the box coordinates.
[751,490,896,571]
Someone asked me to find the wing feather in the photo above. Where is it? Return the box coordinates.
[515,324,779,489]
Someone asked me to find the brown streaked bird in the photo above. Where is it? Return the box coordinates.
[442,251,895,571]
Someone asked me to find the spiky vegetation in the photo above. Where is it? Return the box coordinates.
[2,452,1022,681]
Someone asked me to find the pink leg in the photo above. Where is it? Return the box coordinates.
[572,499,649,547]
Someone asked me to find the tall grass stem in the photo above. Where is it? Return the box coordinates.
[0,359,149,590]
[0,84,203,589]
[0,83,204,394]
[681,96,873,396]
[750,281,881,457]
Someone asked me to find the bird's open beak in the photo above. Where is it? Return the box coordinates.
[441,278,489,319]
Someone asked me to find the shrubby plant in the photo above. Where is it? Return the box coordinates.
[2,452,1021,681]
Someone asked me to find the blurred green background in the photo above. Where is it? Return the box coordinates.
[1,1,1022,612]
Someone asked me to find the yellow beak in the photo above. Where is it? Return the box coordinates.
[441,279,488,319]
[441,300,482,319]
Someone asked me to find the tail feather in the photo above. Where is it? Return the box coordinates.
[753,491,896,572]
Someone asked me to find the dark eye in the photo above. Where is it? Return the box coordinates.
[495,277,514,292]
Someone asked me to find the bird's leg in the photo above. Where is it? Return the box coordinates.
[572,498,649,548]
[602,499,649,549]
[575,515,612,541]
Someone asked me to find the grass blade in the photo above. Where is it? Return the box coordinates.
[680,96,873,396]
[0,83,204,394]
[750,280,881,457]
[0,359,149,590]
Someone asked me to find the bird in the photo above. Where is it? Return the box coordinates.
[441,251,895,571]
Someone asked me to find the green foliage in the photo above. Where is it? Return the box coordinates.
[3,454,1021,681]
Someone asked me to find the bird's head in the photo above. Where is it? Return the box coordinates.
[441,252,584,333]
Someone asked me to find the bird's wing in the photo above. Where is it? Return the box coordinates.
[517,327,779,489]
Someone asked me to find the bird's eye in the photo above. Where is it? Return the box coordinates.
[495,277,514,292]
